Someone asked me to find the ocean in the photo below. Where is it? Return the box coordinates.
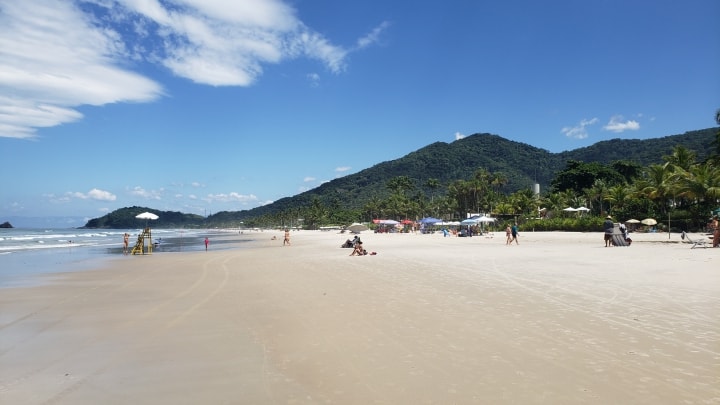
[0,228,243,288]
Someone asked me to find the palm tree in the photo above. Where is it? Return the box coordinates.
[636,163,676,218]
[664,145,696,171]
[674,161,720,221]
[605,184,631,218]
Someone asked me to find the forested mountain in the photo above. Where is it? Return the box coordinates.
[235,128,716,219]
[84,127,717,228]
[83,206,205,228]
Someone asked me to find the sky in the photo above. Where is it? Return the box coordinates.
[1,0,719,227]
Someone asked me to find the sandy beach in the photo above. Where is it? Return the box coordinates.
[1,229,718,404]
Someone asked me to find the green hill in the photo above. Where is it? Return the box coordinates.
[83,127,717,228]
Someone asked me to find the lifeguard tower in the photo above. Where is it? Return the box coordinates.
[131,227,153,255]
[132,211,159,255]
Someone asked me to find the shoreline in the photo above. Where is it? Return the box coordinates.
[1,230,718,404]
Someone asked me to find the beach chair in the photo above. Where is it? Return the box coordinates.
[681,231,708,249]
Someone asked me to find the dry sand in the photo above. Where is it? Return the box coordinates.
[1,230,718,404]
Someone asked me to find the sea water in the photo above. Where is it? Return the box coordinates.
[0,228,230,288]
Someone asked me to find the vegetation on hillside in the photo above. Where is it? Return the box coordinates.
[83,127,720,232]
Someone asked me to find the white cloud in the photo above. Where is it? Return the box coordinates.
[304,176,316,182]
[0,0,387,139]
[356,21,390,49]
[306,73,320,87]
[205,192,258,203]
[335,166,351,173]
[0,1,163,139]
[64,188,117,201]
[454,131,465,140]
[87,188,118,201]
[603,115,640,133]
[561,118,599,140]
[129,186,163,200]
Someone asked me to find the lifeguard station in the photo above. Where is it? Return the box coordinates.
[131,227,153,255]
[132,211,159,255]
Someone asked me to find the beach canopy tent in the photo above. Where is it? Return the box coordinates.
[419,217,442,225]
[373,219,399,225]
[461,217,480,225]
[435,221,461,226]
[476,215,496,222]
[563,207,577,212]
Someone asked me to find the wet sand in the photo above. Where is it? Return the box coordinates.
[1,230,718,404]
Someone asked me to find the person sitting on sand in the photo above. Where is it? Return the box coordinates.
[350,241,366,256]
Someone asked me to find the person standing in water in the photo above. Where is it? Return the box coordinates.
[123,233,129,254]
[204,237,209,251]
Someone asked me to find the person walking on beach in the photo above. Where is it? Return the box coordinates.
[123,233,129,254]
[510,223,519,245]
[283,229,291,246]
[603,215,615,247]
[505,225,512,245]
[204,237,209,251]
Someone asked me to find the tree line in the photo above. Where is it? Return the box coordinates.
[242,141,720,233]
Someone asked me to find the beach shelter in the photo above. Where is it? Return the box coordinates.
[460,217,479,225]
[132,212,158,255]
[419,217,442,225]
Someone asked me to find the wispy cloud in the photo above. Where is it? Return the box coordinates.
[304,176,316,182]
[204,192,258,204]
[129,186,163,200]
[335,166,351,173]
[603,115,640,133]
[561,118,599,140]
[0,1,163,139]
[306,73,321,87]
[454,131,465,140]
[0,0,388,139]
[65,188,117,201]
[356,21,391,49]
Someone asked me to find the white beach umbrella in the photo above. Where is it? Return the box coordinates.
[641,218,657,226]
[135,212,159,227]
[347,223,368,233]
[135,212,159,220]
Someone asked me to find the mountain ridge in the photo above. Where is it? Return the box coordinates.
[81,127,717,228]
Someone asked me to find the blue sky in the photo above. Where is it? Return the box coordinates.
[1,0,719,227]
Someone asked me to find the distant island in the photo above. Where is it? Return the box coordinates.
[0,221,13,228]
